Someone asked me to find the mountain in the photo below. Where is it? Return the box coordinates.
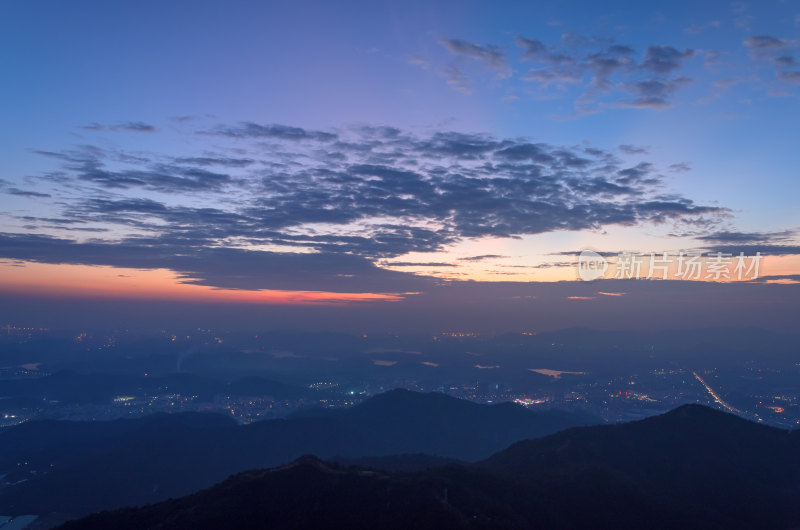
[276,389,599,460]
[332,453,462,472]
[58,405,800,530]
[58,456,517,530]
[0,389,597,518]
[478,404,800,529]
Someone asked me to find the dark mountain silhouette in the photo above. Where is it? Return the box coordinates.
[0,389,597,517]
[478,404,800,529]
[59,456,520,530]
[333,453,463,472]
[58,404,800,530]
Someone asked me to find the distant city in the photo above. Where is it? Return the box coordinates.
[2,324,797,430]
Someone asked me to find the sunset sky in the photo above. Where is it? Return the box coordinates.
[1,0,798,331]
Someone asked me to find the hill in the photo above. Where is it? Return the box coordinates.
[59,404,800,530]
[0,389,597,517]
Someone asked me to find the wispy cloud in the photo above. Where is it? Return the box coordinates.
[5,188,51,198]
[744,35,788,50]
[440,39,507,69]
[459,255,508,262]
[8,122,730,292]
[433,34,700,111]
[81,121,157,133]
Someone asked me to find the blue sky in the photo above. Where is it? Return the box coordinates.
[0,0,798,330]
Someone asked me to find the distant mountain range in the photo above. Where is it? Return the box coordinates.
[0,389,598,518]
[58,404,800,530]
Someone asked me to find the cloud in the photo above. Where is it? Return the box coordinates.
[667,162,691,173]
[778,71,800,83]
[740,35,800,86]
[208,122,337,141]
[116,121,156,133]
[516,37,549,61]
[693,229,800,256]
[747,274,800,285]
[443,67,472,94]
[550,250,619,258]
[699,244,800,256]
[511,36,694,110]
[32,147,234,192]
[459,255,507,262]
[615,162,657,185]
[0,232,432,293]
[172,156,255,168]
[385,262,457,267]
[520,66,583,87]
[620,77,692,109]
[618,144,649,155]
[640,46,694,74]
[43,128,724,247]
[80,165,230,191]
[81,121,157,133]
[420,34,707,109]
[744,35,800,87]
[441,39,507,69]
[5,188,51,198]
[744,35,788,50]
[10,122,729,292]
[696,230,795,244]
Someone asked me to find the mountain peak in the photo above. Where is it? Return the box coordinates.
[666,403,725,415]
[353,388,467,411]
[647,403,746,426]
[286,454,330,469]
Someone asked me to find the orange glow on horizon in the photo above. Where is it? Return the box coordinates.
[1,251,798,306]
[383,253,800,283]
[0,261,409,304]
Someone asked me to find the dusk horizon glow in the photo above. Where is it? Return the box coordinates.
[1,0,799,331]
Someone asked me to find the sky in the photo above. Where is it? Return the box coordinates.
[0,0,799,332]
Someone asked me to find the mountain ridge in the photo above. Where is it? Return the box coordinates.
[0,389,598,517]
[58,403,800,530]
